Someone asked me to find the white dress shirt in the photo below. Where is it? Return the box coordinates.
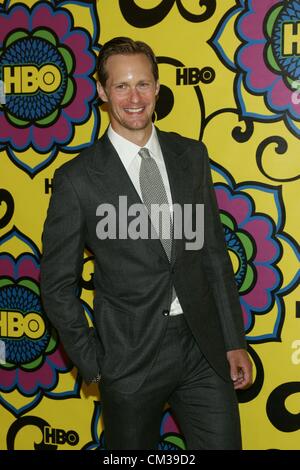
[107,125,183,315]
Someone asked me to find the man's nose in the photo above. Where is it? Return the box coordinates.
[128,87,141,102]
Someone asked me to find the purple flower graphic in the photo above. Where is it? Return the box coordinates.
[215,184,281,334]
[158,408,186,450]
[212,163,298,342]
[0,253,69,388]
[211,0,300,136]
[0,1,100,175]
[0,228,91,416]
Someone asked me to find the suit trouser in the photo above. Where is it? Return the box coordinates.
[100,314,242,450]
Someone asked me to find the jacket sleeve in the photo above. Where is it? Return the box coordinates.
[200,144,247,351]
[40,168,101,383]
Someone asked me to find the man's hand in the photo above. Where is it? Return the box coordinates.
[226,349,253,390]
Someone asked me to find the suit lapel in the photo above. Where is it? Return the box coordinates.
[87,130,193,263]
[157,129,194,263]
[87,133,168,262]
[88,132,142,207]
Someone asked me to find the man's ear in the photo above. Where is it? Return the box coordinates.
[97,81,108,102]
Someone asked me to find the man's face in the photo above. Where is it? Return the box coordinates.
[97,53,160,143]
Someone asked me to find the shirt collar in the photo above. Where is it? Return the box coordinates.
[146,126,161,161]
[107,125,160,170]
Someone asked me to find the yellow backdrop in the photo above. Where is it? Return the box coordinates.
[0,0,299,450]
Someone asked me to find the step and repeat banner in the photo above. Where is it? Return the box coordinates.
[0,0,299,450]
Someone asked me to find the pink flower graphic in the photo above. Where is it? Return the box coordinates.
[215,185,281,335]
[0,1,100,175]
[0,228,92,416]
[211,163,300,342]
[212,0,300,136]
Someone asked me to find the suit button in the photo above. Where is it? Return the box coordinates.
[162,310,169,316]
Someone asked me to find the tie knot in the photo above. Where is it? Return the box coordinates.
[139,147,151,160]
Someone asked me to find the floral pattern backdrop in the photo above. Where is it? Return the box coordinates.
[0,0,299,450]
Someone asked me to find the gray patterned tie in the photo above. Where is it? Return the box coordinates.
[138,147,173,262]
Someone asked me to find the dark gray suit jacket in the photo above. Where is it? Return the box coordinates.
[40,129,246,393]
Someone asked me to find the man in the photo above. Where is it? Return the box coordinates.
[40,37,252,450]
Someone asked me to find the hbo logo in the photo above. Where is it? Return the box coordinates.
[44,427,79,446]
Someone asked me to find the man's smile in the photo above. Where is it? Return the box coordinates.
[124,107,145,113]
